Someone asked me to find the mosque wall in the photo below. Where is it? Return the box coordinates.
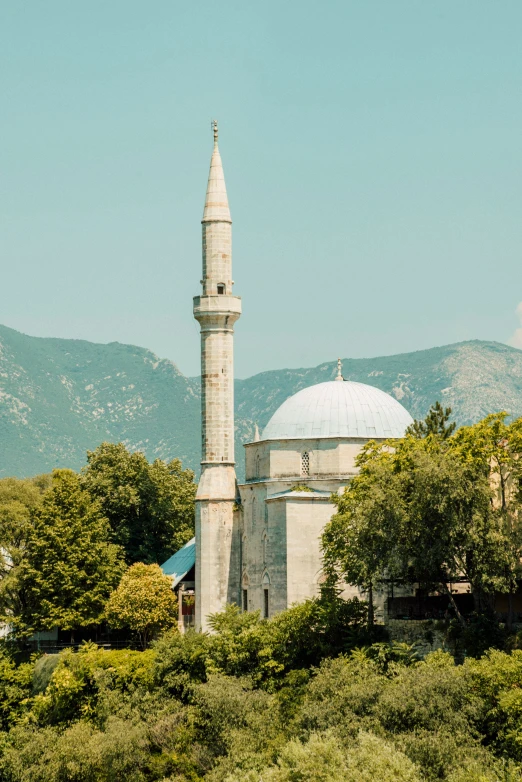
[245,437,383,482]
[283,498,334,606]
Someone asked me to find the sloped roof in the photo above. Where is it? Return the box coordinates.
[160,537,195,588]
[266,488,332,501]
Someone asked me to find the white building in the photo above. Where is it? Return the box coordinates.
[165,124,413,631]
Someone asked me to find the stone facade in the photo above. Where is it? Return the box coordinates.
[193,124,241,631]
[237,437,388,618]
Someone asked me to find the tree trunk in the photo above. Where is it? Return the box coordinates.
[442,582,466,627]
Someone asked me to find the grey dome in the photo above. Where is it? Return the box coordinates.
[262,381,413,441]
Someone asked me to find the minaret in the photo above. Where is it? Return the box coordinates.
[193,121,241,631]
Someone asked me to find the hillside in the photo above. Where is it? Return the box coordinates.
[2,324,522,479]
[0,325,200,477]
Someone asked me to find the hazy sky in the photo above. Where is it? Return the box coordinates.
[2,1,522,378]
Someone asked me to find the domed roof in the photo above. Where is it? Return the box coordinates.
[262,380,413,441]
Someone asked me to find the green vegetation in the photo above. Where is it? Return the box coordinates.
[0,444,196,639]
[3,408,522,778]
[323,406,522,633]
[82,443,196,564]
[105,563,178,650]
[1,609,522,780]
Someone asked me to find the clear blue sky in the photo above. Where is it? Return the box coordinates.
[2,1,522,377]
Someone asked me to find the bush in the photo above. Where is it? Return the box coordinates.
[105,563,178,649]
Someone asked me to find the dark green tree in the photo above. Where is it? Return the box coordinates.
[406,400,456,440]
[18,470,125,635]
[0,476,50,626]
[81,442,196,564]
[323,430,508,626]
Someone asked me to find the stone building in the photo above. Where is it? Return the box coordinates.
[164,124,414,631]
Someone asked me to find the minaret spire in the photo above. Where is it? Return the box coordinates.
[193,123,242,631]
[202,120,231,227]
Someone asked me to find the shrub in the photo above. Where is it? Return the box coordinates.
[105,563,178,649]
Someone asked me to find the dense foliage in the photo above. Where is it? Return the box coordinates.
[0,605,522,780]
[105,563,178,649]
[81,442,196,564]
[323,407,522,628]
[0,445,196,638]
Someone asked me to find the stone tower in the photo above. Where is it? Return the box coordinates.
[193,122,241,631]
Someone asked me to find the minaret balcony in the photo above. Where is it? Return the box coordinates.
[193,294,241,330]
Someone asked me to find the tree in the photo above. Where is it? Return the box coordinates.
[323,424,510,626]
[105,562,178,649]
[322,445,405,627]
[449,413,522,624]
[81,442,196,564]
[0,476,50,626]
[406,401,456,440]
[18,470,126,635]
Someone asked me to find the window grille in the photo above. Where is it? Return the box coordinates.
[301,451,310,477]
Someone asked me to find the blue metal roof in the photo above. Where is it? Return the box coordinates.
[160,537,195,588]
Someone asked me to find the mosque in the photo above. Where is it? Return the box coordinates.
[161,123,413,632]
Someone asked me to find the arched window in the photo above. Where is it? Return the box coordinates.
[217,283,226,295]
[301,451,310,477]
[255,453,260,478]
[251,497,256,530]
[262,572,270,619]
[242,571,249,612]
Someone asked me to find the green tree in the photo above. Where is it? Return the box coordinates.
[105,563,178,649]
[406,400,456,439]
[450,413,522,624]
[18,470,125,635]
[323,428,507,625]
[0,476,51,627]
[322,446,405,627]
[81,442,196,564]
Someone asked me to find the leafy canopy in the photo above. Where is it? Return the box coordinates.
[18,469,126,635]
[323,409,522,625]
[81,442,196,564]
[105,562,178,649]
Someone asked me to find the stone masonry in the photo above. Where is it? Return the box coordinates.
[193,122,241,631]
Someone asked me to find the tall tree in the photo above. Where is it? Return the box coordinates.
[322,444,405,627]
[81,443,196,564]
[18,470,125,635]
[323,420,516,625]
[406,400,456,440]
[449,413,522,624]
[0,476,49,626]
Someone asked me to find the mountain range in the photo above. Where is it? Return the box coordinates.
[1,323,522,481]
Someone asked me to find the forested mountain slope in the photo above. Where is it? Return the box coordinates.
[0,325,199,477]
[1,323,522,479]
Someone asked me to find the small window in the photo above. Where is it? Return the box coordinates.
[263,588,269,619]
[301,451,310,477]
[242,589,248,612]
[217,284,225,295]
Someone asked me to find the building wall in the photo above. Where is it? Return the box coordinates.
[238,435,386,618]
[244,437,382,482]
[284,498,335,605]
